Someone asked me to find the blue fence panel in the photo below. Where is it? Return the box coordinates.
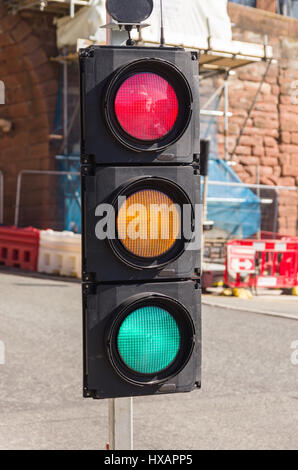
[57,157,81,233]
[229,0,256,6]
[202,158,261,239]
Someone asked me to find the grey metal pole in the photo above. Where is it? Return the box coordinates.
[63,47,68,157]
[106,12,128,46]
[108,398,134,450]
[223,72,229,161]
[273,189,279,238]
[14,171,23,227]
[105,13,134,451]
[256,165,261,240]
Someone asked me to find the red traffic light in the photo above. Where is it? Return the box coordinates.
[114,72,179,142]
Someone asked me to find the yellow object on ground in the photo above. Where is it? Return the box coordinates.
[292,287,298,296]
[220,288,233,297]
[220,287,253,298]
[232,288,253,299]
[213,281,224,287]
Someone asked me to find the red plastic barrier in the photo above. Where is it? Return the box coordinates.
[0,226,40,271]
[225,238,298,289]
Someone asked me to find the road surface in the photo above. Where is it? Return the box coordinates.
[0,270,297,450]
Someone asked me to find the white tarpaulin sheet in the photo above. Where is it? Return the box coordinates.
[56,0,232,49]
[55,0,106,48]
[133,0,232,47]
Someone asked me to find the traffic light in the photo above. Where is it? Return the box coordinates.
[80,45,201,399]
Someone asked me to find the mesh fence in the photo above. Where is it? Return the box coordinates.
[15,170,81,232]
[204,181,298,265]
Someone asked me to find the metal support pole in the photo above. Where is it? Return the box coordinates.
[273,189,279,238]
[108,398,134,450]
[223,72,229,161]
[256,165,261,240]
[106,12,128,46]
[105,14,134,452]
[63,47,68,157]
[70,0,75,18]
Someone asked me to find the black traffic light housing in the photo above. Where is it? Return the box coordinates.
[80,45,201,400]
[82,165,200,283]
[80,46,200,164]
[83,280,201,399]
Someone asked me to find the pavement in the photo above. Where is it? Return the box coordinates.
[203,291,298,320]
[0,269,297,450]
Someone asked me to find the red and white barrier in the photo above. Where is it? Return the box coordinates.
[225,238,298,289]
[0,226,40,271]
[0,226,81,279]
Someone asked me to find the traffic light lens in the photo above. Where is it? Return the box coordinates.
[117,189,180,258]
[117,306,180,374]
[114,72,179,141]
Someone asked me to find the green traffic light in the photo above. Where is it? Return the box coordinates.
[117,306,181,374]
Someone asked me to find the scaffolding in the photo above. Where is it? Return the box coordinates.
[49,28,276,232]
[52,38,274,156]
[4,0,91,17]
[5,0,277,234]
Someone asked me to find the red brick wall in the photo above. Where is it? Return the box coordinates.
[0,4,59,227]
[256,0,277,13]
[220,4,298,236]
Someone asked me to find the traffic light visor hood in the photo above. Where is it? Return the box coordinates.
[104,59,193,152]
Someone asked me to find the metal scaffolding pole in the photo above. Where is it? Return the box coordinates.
[223,72,229,161]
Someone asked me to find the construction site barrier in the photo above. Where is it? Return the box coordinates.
[225,238,298,290]
[0,226,40,271]
[37,229,81,278]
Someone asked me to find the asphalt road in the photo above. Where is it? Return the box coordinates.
[0,270,297,450]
